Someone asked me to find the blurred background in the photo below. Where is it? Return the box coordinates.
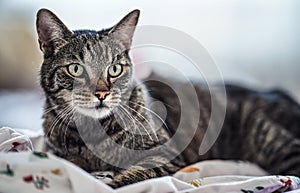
[0,0,300,130]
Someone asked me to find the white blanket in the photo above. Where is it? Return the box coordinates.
[1,127,300,193]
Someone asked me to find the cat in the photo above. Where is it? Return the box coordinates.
[36,8,300,188]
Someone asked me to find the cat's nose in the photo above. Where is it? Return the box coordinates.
[95,91,110,101]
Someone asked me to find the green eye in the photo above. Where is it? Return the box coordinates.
[108,64,123,77]
[68,64,84,77]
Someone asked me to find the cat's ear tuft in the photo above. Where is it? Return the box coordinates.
[110,9,140,50]
[36,8,73,55]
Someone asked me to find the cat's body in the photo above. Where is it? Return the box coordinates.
[37,9,300,188]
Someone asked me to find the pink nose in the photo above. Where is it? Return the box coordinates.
[95,91,110,100]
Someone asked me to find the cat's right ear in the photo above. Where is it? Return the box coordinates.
[108,9,140,50]
[36,8,73,56]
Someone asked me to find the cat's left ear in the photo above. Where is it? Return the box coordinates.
[36,8,73,56]
[109,9,140,50]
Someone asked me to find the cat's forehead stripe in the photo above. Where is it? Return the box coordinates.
[86,43,91,51]
[78,52,84,61]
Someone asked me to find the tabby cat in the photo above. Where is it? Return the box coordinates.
[37,8,300,188]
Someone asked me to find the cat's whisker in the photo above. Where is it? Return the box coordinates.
[130,91,176,110]
[56,107,73,142]
[46,105,73,142]
[44,100,73,115]
[47,108,71,141]
[43,105,60,114]
[117,106,137,132]
[118,105,145,146]
[105,100,119,107]
[129,101,170,134]
[120,109,144,149]
[119,104,154,143]
[117,107,138,148]
[63,108,75,153]
[122,103,158,142]
[114,111,133,149]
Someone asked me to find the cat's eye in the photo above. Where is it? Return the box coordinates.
[68,64,84,77]
[108,64,123,77]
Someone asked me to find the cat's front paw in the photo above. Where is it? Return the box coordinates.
[105,166,155,188]
[106,179,126,189]
[106,181,119,189]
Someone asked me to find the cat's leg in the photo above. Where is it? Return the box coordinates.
[107,156,183,188]
[242,111,300,176]
[62,141,184,188]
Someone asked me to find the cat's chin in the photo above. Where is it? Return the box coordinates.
[76,106,112,119]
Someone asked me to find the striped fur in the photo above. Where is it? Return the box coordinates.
[37,9,300,188]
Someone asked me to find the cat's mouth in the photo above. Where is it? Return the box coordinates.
[84,102,109,110]
[76,103,112,119]
[95,103,108,109]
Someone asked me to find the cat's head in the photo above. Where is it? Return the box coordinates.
[37,8,140,119]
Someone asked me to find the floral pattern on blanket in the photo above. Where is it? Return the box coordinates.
[1,127,300,193]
